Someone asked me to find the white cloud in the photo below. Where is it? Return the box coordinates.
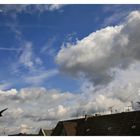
[1,68,140,135]
[11,41,43,74]
[1,9,140,136]
[19,42,42,70]
[42,4,64,12]
[56,10,140,86]
[24,69,58,85]
[0,88,17,96]
[19,42,34,69]
[0,87,77,134]
[11,41,58,86]
[57,105,67,117]
[102,5,140,27]
[41,37,57,56]
[20,124,30,133]
[0,4,65,15]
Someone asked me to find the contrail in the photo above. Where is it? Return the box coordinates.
[0,47,23,51]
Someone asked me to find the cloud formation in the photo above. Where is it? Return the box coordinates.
[0,4,64,15]
[18,41,42,70]
[56,11,140,86]
[1,67,140,135]
[1,10,140,136]
[0,87,77,134]
[24,69,58,85]
[102,5,140,26]
[1,64,140,135]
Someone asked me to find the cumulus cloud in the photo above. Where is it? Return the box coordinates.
[1,10,140,136]
[0,87,78,135]
[1,68,140,135]
[56,10,140,86]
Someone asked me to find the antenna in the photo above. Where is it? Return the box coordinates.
[108,106,114,114]
[131,101,134,110]
[76,110,79,118]
[136,101,140,109]
[83,110,85,116]
[126,105,132,112]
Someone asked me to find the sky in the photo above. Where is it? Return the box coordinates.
[1,4,140,135]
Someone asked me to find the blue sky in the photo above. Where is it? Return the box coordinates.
[0,4,140,92]
[1,4,140,134]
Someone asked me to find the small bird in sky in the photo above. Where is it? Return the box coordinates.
[0,108,8,117]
